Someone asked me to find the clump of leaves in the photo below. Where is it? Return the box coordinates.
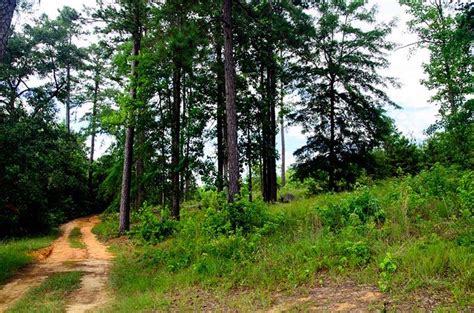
[378,253,397,292]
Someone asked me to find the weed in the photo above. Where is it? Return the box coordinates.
[378,253,397,292]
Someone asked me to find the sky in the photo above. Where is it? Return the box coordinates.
[27,0,438,167]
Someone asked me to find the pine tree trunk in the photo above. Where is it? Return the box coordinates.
[329,76,336,191]
[267,63,277,202]
[0,0,16,61]
[223,0,239,202]
[88,75,99,195]
[135,132,144,210]
[280,117,285,187]
[216,42,226,192]
[119,31,141,234]
[66,63,71,133]
[171,66,181,219]
[119,126,134,233]
[247,127,253,202]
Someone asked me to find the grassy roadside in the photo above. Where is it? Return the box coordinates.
[6,271,83,313]
[68,227,85,249]
[0,234,58,284]
[96,166,474,311]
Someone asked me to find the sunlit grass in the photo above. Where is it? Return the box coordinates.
[7,271,83,313]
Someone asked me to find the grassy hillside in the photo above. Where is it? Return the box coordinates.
[96,165,473,311]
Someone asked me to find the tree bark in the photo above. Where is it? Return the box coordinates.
[88,74,99,195]
[280,85,286,187]
[223,0,239,202]
[328,75,336,191]
[119,30,141,234]
[266,61,277,202]
[0,0,16,62]
[247,127,253,202]
[135,132,144,210]
[66,63,71,133]
[216,42,226,192]
[171,66,181,219]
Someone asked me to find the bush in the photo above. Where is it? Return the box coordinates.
[132,203,177,243]
[338,240,371,267]
[202,197,273,236]
[458,172,474,217]
[197,189,226,210]
[316,187,385,231]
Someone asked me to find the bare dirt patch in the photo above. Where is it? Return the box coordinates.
[0,216,113,313]
[267,283,385,312]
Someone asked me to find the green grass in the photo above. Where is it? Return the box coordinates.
[7,271,83,313]
[98,166,474,311]
[92,215,119,241]
[0,234,57,284]
[68,227,85,249]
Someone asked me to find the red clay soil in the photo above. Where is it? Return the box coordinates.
[0,216,113,313]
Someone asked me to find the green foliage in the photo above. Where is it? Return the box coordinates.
[131,203,177,244]
[107,167,473,310]
[378,253,397,292]
[315,187,385,231]
[291,0,397,189]
[0,234,57,284]
[196,189,226,211]
[0,111,90,237]
[92,214,120,241]
[458,172,474,216]
[371,130,423,179]
[339,240,371,268]
[7,271,83,313]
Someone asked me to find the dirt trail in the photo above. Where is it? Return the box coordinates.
[0,216,113,313]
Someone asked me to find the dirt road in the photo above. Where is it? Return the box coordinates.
[0,216,113,313]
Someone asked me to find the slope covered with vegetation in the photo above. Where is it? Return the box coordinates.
[93,164,473,311]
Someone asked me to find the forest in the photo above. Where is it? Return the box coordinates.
[0,0,473,311]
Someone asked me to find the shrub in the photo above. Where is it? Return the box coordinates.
[378,253,397,292]
[339,240,371,267]
[202,197,272,236]
[132,203,177,243]
[316,187,385,231]
[458,171,474,217]
[197,189,226,210]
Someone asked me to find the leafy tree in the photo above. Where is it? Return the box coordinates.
[290,0,397,190]
[370,129,423,179]
[404,1,473,168]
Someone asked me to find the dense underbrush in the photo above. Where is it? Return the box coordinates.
[96,164,473,310]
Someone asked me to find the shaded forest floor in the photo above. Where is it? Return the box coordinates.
[0,216,113,312]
